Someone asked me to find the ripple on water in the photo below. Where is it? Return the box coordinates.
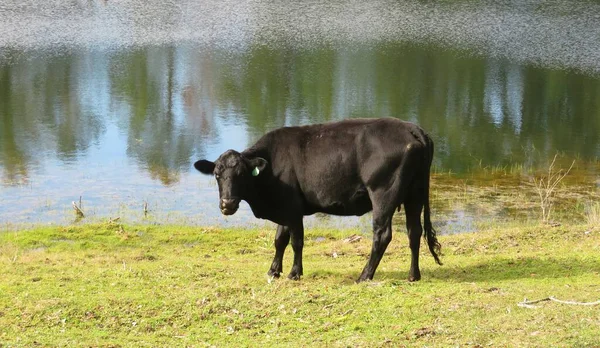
[0,1,599,74]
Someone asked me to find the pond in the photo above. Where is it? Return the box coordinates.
[1,0,599,231]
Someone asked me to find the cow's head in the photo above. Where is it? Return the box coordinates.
[194,150,268,215]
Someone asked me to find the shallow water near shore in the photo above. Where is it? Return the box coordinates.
[1,1,599,231]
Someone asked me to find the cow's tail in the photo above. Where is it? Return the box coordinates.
[423,134,442,265]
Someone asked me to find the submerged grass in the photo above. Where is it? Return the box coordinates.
[1,222,599,346]
[427,168,599,230]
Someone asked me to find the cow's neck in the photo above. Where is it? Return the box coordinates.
[244,176,295,226]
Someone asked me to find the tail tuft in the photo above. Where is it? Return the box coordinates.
[424,212,442,265]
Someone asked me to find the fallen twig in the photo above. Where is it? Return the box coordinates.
[518,297,600,308]
[547,296,600,306]
[518,297,551,308]
[343,234,363,243]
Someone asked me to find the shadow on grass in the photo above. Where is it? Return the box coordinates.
[375,256,600,283]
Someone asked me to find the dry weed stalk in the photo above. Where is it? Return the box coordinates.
[72,196,85,218]
[532,155,574,224]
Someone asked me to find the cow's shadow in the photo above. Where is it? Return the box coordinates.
[373,255,600,283]
[305,255,600,284]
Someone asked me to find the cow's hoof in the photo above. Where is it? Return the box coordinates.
[268,269,281,278]
[355,276,372,283]
[408,274,421,282]
[287,268,302,280]
[356,271,373,283]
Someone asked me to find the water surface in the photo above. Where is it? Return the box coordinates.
[1,0,599,230]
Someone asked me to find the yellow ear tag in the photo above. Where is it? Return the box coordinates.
[252,167,260,176]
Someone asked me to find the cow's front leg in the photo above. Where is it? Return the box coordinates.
[268,225,290,278]
[288,220,304,280]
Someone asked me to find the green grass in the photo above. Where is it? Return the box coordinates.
[1,222,599,347]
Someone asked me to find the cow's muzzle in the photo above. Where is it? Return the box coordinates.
[220,198,240,215]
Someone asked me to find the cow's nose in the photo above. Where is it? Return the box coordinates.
[220,198,237,208]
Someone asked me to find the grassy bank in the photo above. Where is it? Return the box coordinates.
[0,222,599,347]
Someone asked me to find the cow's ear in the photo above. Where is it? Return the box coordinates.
[248,157,268,177]
[194,160,215,175]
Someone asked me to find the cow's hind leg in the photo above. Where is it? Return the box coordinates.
[287,220,304,280]
[405,197,424,282]
[268,225,290,278]
[357,185,403,282]
[357,210,393,282]
[357,151,418,282]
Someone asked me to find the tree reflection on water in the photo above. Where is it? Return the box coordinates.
[1,44,599,187]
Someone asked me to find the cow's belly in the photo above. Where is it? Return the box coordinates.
[303,185,372,216]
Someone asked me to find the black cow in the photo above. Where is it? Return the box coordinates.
[194,118,441,282]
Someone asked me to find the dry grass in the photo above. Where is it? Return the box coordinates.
[587,201,600,226]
